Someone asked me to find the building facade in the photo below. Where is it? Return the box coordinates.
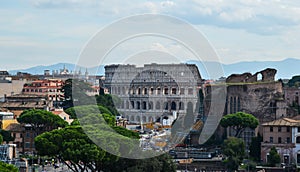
[261,118,300,165]
[22,79,64,102]
[104,63,203,124]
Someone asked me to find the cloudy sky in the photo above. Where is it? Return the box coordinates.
[1,0,300,70]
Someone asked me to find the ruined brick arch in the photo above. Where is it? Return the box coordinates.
[226,68,277,83]
[256,72,263,81]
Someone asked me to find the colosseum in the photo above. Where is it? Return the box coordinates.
[104,63,203,124]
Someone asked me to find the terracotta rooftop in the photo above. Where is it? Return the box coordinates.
[262,118,300,126]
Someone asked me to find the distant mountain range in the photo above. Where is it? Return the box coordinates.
[9,63,105,76]
[8,58,300,80]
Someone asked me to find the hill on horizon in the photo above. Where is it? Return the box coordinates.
[8,58,300,80]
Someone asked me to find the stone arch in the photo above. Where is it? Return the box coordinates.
[137,87,141,95]
[187,101,193,112]
[171,101,176,110]
[130,87,134,95]
[121,101,124,109]
[137,101,141,109]
[130,116,134,122]
[179,102,184,110]
[126,101,129,109]
[157,87,161,95]
[131,101,135,109]
[118,87,121,94]
[136,116,141,123]
[142,116,146,123]
[149,101,153,110]
[144,87,148,95]
[122,87,126,95]
[164,102,168,110]
[164,86,169,95]
[156,101,160,110]
[142,101,147,110]
[126,115,129,120]
[257,73,262,81]
[148,116,153,123]
[150,87,154,95]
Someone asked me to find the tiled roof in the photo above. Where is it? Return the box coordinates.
[5,123,23,131]
[262,118,300,126]
[0,102,47,108]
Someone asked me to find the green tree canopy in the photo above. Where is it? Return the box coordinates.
[65,105,114,119]
[96,94,120,115]
[0,161,18,172]
[62,79,94,109]
[249,133,263,162]
[223,137,245,171]
[287,75,300,87]
[35,125,175,172]
[0,134,3,144]
[17,109,68,135]
[268,147,280,167]
[220,112,259,137]
[0,130,14,144]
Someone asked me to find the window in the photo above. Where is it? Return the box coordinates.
[270,137,273,143]
[25,142,30,148]
[298,127,300,133]
[297,137,300,143]
[26,132,30,138]
[297,154,300,164]
[287,137,291,143]
[270,127,273,132]
[278,137,282,143]
[278,127,281,132]
[287,127,290,132]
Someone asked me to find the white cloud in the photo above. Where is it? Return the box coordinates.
[2,0,300,70]
[219,8,254,22]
